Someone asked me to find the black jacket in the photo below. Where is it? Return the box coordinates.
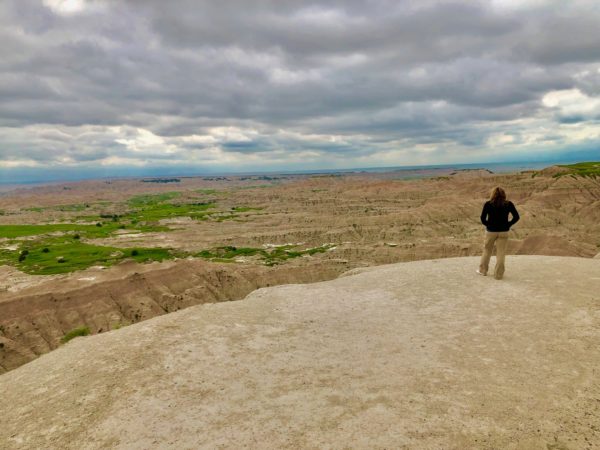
[480,200,519,232]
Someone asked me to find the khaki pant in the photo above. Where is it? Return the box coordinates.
[479,231,509,279]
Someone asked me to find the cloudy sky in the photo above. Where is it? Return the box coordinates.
[1,0,600,181]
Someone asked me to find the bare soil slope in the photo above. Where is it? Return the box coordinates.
[0,259,347,373]
[1,255,599,449]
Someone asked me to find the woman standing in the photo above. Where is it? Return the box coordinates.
[478,187,520,280]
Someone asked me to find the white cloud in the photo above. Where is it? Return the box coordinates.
[43,0,87,15]
[490,0,553,11]
[0,158,41,168]
[269,67,322,85]
[115,128,171,154]
[542,89,600,119]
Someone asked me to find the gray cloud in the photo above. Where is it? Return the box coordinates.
[1,0,600,176]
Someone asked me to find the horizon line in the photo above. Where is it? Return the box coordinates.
[0,157,590,187]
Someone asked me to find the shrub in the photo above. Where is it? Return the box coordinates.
[61,326,90,343]
[96,222,102,227]
[131,249,139,256]
[73,234,80,240]
[42,247,50,253]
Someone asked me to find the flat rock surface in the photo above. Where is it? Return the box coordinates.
[1,256,599,449]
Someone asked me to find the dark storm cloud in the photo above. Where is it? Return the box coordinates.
[1,0,600,172]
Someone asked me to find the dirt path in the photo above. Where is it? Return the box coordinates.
[1,255,599,449]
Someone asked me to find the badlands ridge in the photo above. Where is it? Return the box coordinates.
[2,167,600,373]
[1,255,599,449]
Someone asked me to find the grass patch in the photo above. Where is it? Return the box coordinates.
[61,326,90,343]
[112,192,260,224]
[111,321,129,330]
[127,247,174,264]
[196,246,266,259]
[74,192,220,225]
[54,203,90,212]
[0,224,101,238]
[208,211,241,222]
[74,214,103,222]
[555,161,600,178]
[124,192,217,223]
[231,206,263,212]
[0,222,167,239]
[304,246,330,256]
[0,236,176,275]
[196,244,334,265]
[128,191,182,207]
[127,201,215,223]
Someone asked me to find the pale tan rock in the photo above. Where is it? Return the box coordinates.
[1,255,598,449]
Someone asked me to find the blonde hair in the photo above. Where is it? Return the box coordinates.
[490,186,507,207]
